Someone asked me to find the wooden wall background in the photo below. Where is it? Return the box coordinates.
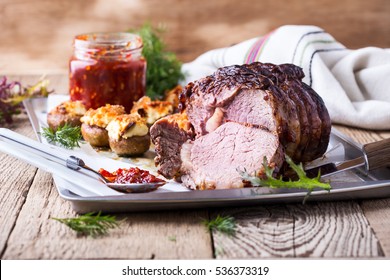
[0,0,389,74]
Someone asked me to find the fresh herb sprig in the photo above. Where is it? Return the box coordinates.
[239,155,331,202]
[131,23,184,99]
[52,212,119,238]
[42,124,82,149]
[168,236,177,242]
[0,77,51,125]
[203,215,236,237]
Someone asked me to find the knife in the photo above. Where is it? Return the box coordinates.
[305,137,390,178]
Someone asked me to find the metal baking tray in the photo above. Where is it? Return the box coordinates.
[24,97,390,213]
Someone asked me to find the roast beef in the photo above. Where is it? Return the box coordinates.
[150,113,194,179]
[180,122,284,190]
[245,62,330,161]
[150,62,331,190]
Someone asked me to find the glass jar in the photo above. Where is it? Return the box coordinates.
[69,32,146,111]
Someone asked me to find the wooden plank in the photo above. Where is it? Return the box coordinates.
[334,125,385,144]
[360,199,390,257]
[2,168,212,259]
[0,76,45,255]
[334,125,390,257]
[0,115,38,257]
[211,202,382,258]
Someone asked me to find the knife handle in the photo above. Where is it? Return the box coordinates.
[363,137,390,170]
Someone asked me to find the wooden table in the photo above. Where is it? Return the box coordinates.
[1,74,390,260]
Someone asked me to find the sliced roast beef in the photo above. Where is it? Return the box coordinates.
[150,113,194,179]
[151,62,331,190]
[180,122,284,190]
[246,63,308,159]
[247,62,331,161]
[181,64,305,162]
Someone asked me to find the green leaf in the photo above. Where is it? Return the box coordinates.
[239,155,331,202]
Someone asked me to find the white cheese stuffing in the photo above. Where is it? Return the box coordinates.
[106,114,148,141]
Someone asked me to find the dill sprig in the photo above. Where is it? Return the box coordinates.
[131,23,184,99]
[42,124,82,149]
[239,155,331,202]
[52,212,119,238]
[203,215,236,237]
[168,236,177,242]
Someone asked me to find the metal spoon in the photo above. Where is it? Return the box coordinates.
[0,128,165,193]
[65,155,165,193]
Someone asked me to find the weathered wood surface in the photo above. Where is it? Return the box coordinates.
[1,76,390,259]
[0,0,389,74]
[3,168,212,259]
[211,202,382,258]
[334,125,390,258]
[0,116,38,257]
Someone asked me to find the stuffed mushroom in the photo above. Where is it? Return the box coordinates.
[80,104,126,147]
[47,100,86,131]
[106,113,150,156]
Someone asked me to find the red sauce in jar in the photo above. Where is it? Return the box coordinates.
[99,167,165,184]
[69,33,146,111]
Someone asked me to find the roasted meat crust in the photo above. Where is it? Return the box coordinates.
[150,113,194,179]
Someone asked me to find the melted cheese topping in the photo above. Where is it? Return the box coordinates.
[168,112,191,131]
[164,85,182,108]
[53,100,86,116]
[106,114,148,140]
[131,96,173,125]
[80,104,126,128]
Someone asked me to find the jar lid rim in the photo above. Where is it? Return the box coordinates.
[74,32,143,50]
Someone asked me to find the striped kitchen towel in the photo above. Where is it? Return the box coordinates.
[182,25,390,130]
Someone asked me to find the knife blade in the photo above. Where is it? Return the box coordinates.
[304,137,390,178]
[305,156,365,178]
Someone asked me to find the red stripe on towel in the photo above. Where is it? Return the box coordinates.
[244,30,274,63]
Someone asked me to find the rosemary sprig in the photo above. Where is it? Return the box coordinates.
[239,155,331,202]
[203,215,236,237]
[42,124,82,149]
[52,212,119,238]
